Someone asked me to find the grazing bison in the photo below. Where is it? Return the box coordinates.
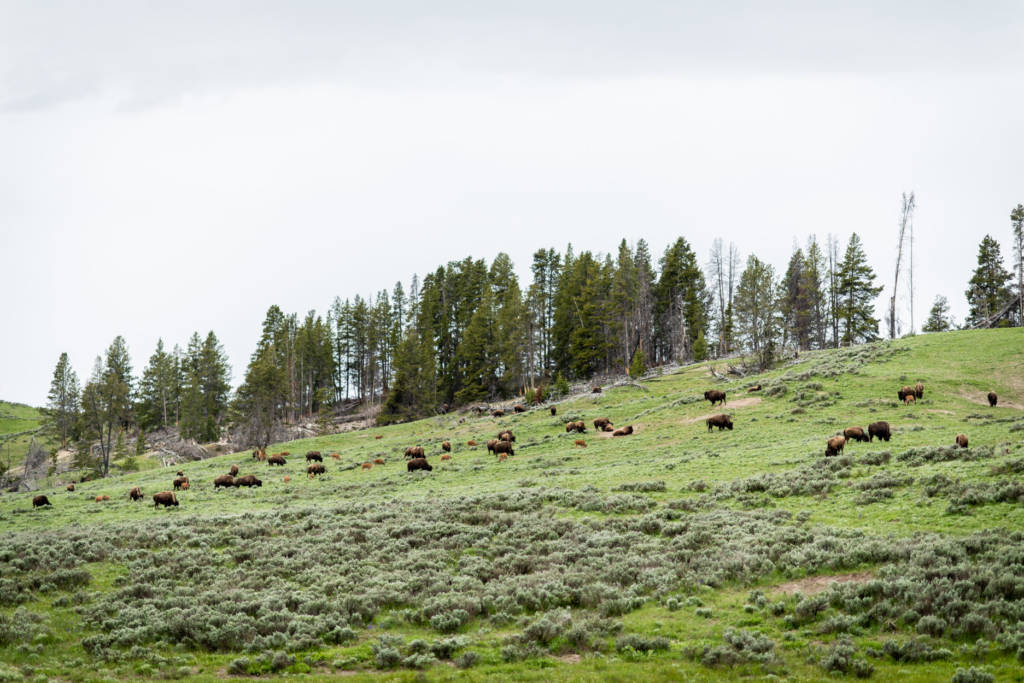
[492,409,505,417]
[497,430,515,442]
[373,458,385,465]
[574,440,587,448]
[868,421,891,442]
[955,433,969,449]
[593,417,612,431]
[612,425,634,436]
[565,420,586,433]
[704,390,727,406]
[229,464,239,477]
[129,486,143,501]
[915,382,924,399]
[825,435,846,457]
[897,386,915,402]
[513,404,526,413]
[904,394,916,406]
[66,483,75,492]
[550,406,557,416]
[234,475,262,488]
[404,446,425,459]
[487,438,499,454]
[153,491,178,508]
[706,414,733,431]
[330,453,340,459]
[267,454,287,466]
[176,470,185,476]
[306,451,323,462]
[407,457,433,472]
[361,462,373,470]
[440,453,451,461]
[843,427,869,443]
[441,440,451,452]
[493,440,515,457]
[173,476,189,490]
[214,475,235,489]
[592,386,602,393]
[307,463,326,477]
[32,494,51,508]
[988,392,998,407]
[94,496,104,503]
[748,384,762,392]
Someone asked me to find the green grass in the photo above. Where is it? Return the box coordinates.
[0,399,44,475]
[1,328,1023,681]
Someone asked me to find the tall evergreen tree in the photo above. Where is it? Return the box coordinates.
[733,255,779,368]
[836,233,883,345]
[42,352,80,449]
[80,336,134,477]
[802,237,828,348]
[653,237,709,364]
[137,338,180,430]
[965,235,1014,327]
[923,295,953,332]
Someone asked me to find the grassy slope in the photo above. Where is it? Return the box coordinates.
[0,400,44,473]
[1,329,1023,681]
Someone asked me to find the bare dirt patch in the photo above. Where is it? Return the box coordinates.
[686,396,762,424]
[773,570,874,595]
[956,388,1021,410]
[553,654,582,664]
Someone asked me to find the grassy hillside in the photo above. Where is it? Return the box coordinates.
[1,329,1023,681]
[0,400,44,474]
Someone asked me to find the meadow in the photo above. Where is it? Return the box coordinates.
[1,328,1023,682]
[0,400,43,476]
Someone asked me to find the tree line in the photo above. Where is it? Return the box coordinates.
[42,204,1024,464]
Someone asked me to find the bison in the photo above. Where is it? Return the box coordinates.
[988,392,998,407]
[825,435,846,457]
[550,406,557,416]
[375,434,383,439]
[407,457,433,472]
[440,453,451,461]
[467,440,477,446]
[748,384,762,392]
[706,414,733,431]
[32,494,51,508]
[493,440,515,457]
[234,475,262,488]
[307,463,326,477]
[173,476,189,490]
[283,475,291,482]
[574,440,587,448]
[904,394,916,406]
[868,421,891,442]
[497,430,515,442]
[153,491,178,508]
[603,424,614,432]
[565,420,586,433]
[361,462,373,470]
[129,486,143,501]
[306,451,323,462]
[915,382,924,399]
[94,496,104,503]
[492,409,505,418]
[593,417,612,431]
[592,386,602,393]
[843,427,869,443]
[498,452,508,461]
[214,475,235,489]
[404,446,425,459]
[441,440,451,452]
[176,470,185,476]
[66,483,75,492]
[612,425,634,436]
[373,458,385,465]
[897,386,915,402]
[487,439,499,454]
[267,454,287,466]
[330,453,341,460]
[704,390,726,406]
[229,464,239,477]
[513,404,526,413]
[440,403,450,414]
[955,433,969,449]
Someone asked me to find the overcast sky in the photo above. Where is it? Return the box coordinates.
[2,1,1022,406]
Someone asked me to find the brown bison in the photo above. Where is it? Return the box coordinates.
[868,421,891,442]
[375,434,383,439]
[234,475,262,487]
[493,440,515,457]
[129,487,143,501]
[214,475,235,489]
[955,433,969,449]
[915,382,924,399]
[574,439,587,448]
[330,453,341,460]
[550,406,557,416]
[32,494,51,508]
[251,450,263,460]
[153,491,178,508]
[592,386,602,394]
[748,384,762,392]
[497,430,515,442]
[988,392,998,407]
[904,394,916,406]
[66,483,75,492]
[306,451,323,462]
[283,475,291,482]
[843,427,869,443]
[280,452,291,456]
[492,409,505,417]
[825,435,846,457]
[267,454,287,466]
[373,458,385,465]
[498,452,508,461]
[612,425,634,436]
[307,463,326,477]
[229,464,239,477]
[706,414,733,431]
[407,457,433,472]
[897,386,915,402]
[704,390,726,406]
[487,439,499,454]
[593,417,613,431]
[173,476,189,490]
[361,462,373,470]
[513,404,526,413]
[440,453,451,461]
[467,440,477,446]
[176,470,185,476]
[404,446,425,459]
[603,424,615,432]
[565,420,586,433]
[94,496,105,503]
[441,440,451,452]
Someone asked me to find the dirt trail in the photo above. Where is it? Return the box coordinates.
[685,396,762,424]
[773,571,874,595]
[956,388,1021,410]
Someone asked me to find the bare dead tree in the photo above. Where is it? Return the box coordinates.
[826,234,840,347]
[727,242,740,353]
[707,239,726,356]
[908,197,916,332]
[889,192,915,338]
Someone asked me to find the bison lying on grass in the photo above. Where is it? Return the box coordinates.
[612,425,634,436]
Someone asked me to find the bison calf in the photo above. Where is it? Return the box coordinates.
[361,462,373,470]
[868,421,891,442]
[748,384,762,392]
[153,491,178,508]
[373,458,385,465]
[574,439,587,448]
[440,453,451,461]
[704,390,726,406]
[66,483,75,492]
[173,476,188,490]
[825,435,846,457]
[904,394,915,406]
[955,433,969,449]
[612,425,634,436]
[706,414,733,431]
[214,475,235,489]
[32,495,51,508]
[407,457,433,472]
[988,392,998,407]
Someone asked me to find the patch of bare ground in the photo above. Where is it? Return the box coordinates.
[686,396,762,424]
[773,570,875,595]
[553,654,582,664]
[957,388,1021,410]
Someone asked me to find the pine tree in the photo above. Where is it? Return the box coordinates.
[629,348,647,378]
[654,237,709,364]
[692,330,708,362]
[733,255,779,368]
[965,235,1014,327]
[802,237,828,348]
[922,295,953,332]
[137,338,180,431]
[42,352,80,449]
[835,233,883,345]
[80,337,134,477]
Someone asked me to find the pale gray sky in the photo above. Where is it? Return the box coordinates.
[2,1,1022,406]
